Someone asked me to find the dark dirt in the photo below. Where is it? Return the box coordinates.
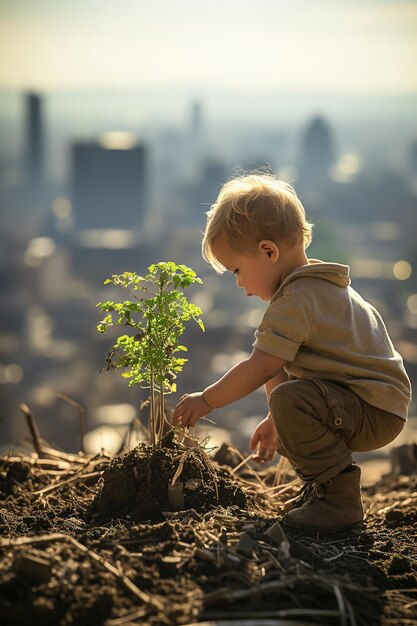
[88,430,248,523]
[0,433,416,626]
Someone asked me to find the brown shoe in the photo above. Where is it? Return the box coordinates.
[282,481,315,513]
[283,465,363,531]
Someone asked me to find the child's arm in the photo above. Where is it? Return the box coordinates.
[248,369,290,463]
[173,348,286,427]
[265,369,289,398]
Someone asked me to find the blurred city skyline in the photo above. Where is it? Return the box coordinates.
[1,87,416,457]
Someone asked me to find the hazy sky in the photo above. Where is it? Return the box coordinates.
[0,0,416,94]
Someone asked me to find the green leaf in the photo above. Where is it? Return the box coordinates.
[196,319,205,331]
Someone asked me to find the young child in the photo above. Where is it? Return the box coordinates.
[172,174,411,531]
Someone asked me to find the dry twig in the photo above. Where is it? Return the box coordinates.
[19,403,43,457]
[31,470,103,496]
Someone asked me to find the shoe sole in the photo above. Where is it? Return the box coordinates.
[282,518,363,535]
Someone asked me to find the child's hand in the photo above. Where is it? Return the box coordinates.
[249,416,277,463]
[172,392,212,427]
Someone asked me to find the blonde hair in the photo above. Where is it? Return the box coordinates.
[202,173,314,273]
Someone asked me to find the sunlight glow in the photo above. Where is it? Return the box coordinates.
[0,364,24,384]
[393,261,412,281]
[84,426,128,455]
[52,197,72,218]
[76,229,137,249]
[30,238,55,256]
[407,293,417,314]
[351,259,386,279]
[95,404,137,425]
[24,237,56,266]
[30,386,56,406]
[27,307,53,353]
[99,132,136,150]
[330,153,362,184]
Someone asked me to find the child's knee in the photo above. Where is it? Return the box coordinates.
[269,380,302,412]
[269,381,297,414]
[269,378,324,417]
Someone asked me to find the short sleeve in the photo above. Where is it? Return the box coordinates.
[253,294,311,362]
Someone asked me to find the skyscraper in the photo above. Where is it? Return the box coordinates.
[71,135,147,231]
[298,116,336,188]
[25,92,44,192]
[190,101,202,139]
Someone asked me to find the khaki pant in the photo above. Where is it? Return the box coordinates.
[269,378,405,483]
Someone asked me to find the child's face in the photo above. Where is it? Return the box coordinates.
[213,238,280,301]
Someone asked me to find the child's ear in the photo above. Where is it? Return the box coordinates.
[258,240,279,262]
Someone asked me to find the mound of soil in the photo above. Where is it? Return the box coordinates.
[88,431,248,522]
[0,437,416,626]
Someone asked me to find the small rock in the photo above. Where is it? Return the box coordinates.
[264,521,287,546]
[213,443,241,468]
[236,531,255,557]
[265,521,291,559]
[278,539,291,560]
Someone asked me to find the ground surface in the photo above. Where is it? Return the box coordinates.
[0,432,416,626]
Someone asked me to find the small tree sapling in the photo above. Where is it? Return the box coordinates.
[97,262,204,446]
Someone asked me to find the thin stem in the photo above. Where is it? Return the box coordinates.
[158,373,165,441]
[160,389,165,440]
[119,281,140,301]
[149,372,156,447]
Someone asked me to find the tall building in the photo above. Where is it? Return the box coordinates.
[188,100,204,178]
[298,116,336,188]
[190,101,202,138]
[71,134,147,231]
[25,93,44,192]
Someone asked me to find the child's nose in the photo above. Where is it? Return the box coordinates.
[235,274,243,288]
